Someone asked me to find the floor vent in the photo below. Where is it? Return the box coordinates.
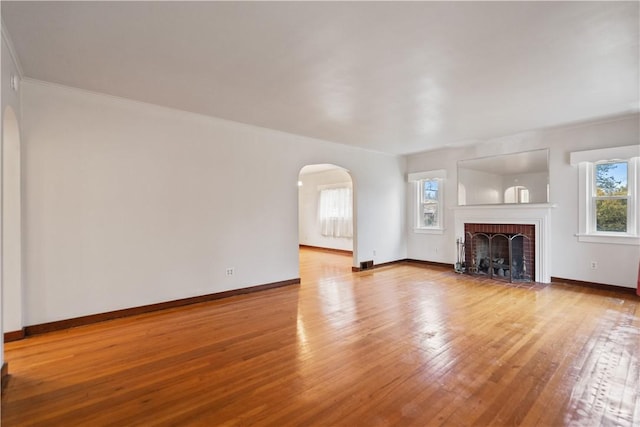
[360,260,374,270]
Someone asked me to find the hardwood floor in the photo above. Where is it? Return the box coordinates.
[2,247,639,426]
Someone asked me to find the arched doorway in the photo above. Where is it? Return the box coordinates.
[298,164,356,277]
[3,106,22,336]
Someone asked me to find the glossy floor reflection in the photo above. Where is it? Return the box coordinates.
[2,248,639,426]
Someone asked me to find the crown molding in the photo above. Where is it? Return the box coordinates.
[1,19,24,78]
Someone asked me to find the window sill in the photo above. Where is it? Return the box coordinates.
[576,233,639,245]
[414,228,445,235]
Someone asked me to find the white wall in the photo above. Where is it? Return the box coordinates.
[298,168,353,252]
[407,113,640,288]
[2,105,21,335]
[1,28,24,363]
[21,80,406,326]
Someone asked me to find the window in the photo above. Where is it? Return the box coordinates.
[408,169,446,233]
[571,145,639,245]
[593,162,628,232]
[318,186,352,238]
[419,179,441,228]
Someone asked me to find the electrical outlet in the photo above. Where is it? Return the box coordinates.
[373,250,376,257]
[590,261,598,270]
[226,267,234,276]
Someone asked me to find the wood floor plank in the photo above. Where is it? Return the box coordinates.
[2,248,639,426]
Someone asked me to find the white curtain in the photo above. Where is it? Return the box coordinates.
[319,187,353,238]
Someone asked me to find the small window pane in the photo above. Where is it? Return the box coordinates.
[423,180,439,202]
[595,162,628,196]
[422,203,438,227]
[596,199,627,232]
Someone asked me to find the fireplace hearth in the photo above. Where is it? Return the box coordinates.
[464,223,535,283]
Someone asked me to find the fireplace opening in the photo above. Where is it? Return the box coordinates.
[463,224,535,283]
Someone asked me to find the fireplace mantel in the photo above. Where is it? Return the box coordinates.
[453,204,556,283]
[454,203,557,211]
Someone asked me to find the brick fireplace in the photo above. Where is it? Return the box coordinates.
[454,204,554,283]
[464,223,535,282]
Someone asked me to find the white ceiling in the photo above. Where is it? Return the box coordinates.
[2,1,638,155]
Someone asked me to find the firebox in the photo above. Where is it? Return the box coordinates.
[464,223,535,283]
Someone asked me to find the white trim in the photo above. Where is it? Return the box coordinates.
[453,205,554,283]
[576,156,638,241]
[575,234,639,245]
[452,203,556,210]
[1,20,24,78]
[408,169,446,182]
[414,177,445,231]
[413,228,445,235]
[317,182,352,191]
[570,145,639,165]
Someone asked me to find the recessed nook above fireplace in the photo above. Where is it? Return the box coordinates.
[457,149,550,206]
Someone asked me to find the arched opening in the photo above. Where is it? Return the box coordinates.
[504,185,529,204]
[3,106,23,336]
[298,164,356,279]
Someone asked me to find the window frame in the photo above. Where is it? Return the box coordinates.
[571,146,639,245]
[417,178,442,230]
[591,160,631,234]
[408,169,446,234]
